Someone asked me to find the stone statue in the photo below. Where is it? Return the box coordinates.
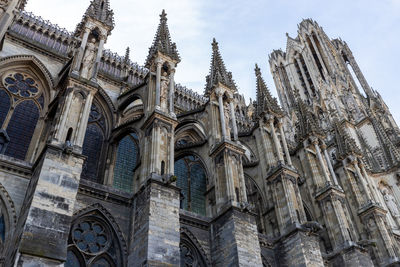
[223,101,231,138]
[160,72,169,111]
[382,188,400,217]
[81,38,98,79]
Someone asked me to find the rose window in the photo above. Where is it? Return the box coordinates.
[72,220,110,255]
[3,73,39,98]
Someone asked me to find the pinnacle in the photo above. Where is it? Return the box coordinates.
[75,0,115,36]
[204,38,237,96]
[254,63,282,118]
[145,9,180,68]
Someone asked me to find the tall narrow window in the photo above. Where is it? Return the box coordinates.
[113,133,138,192]
[81,103,106,182]
[307,37,325,80]
[1,72,42,160]
[0,90,10,128]
[174,155,206,216]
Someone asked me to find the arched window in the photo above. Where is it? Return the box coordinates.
[174,155,206,216]
[0,72,42,160]
[65,209,124,267]
[113,133,139,192]
[82,103,106,182]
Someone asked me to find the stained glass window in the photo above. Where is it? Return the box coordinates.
[92,258,111,267]
[113,133,138,192]
[5,100,39,160]
[0,89,10,128]
[81,103,106,183]
[81,124,104,182]
[67,215,122,267]
[0,214,5,242]
[65,250,82,267]
[175,156,206,216]
[0,72,43,160]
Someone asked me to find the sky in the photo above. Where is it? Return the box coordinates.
[25,0,400,122]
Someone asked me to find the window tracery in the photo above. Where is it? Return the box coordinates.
[66,213,123,267]
[82,103,106,182]
[175,155,206,216]
[179,237,207,267]
[113,133,139,192]
[0,72,43,160]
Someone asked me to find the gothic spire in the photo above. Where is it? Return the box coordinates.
[204,38,237,96]
[254,64,282,118]
[295,97,324,142]
[333,120,362,160]
[145,10,180,68]
[75,0,115,36]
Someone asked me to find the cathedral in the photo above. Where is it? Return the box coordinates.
[0,0,400,266]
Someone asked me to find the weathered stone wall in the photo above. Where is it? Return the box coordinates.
[130,180,180,266]
[211,207,262,266]
[276,230,324,267]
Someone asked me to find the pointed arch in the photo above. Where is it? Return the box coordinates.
[0,183,17,259]
[180,227,210,266]
[0,57,52,161]
[244,174,266,234]
[67,204,127,267]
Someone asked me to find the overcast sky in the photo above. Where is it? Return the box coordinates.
[25,0,400,122]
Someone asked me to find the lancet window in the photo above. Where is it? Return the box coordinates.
[175,155,207,216]
[113,133,139,192]
[81,103,106,182]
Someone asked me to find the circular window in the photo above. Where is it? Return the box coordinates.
[3,73,40,98]
[72,219,111,255]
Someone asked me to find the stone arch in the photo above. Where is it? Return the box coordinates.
[0,182,17,259]
[244,174,266,234]
[68,203,127,267]
[175,120,207,147]
[180,227,210,266]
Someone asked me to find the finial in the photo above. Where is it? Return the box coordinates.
[255,63,261,75]
[125,47,130,61]
[286,32,289,38]
[212,38,218,50]
[160,9,167,21]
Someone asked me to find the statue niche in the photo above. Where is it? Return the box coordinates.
[80,32,99,80]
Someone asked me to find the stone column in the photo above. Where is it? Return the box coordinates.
[90,36,106,81]
[76,92,94,147]
[322,144,339,185]
[278,121,292,166]
[313,140,331,184]
[360,163,379,203]
[168,68,175,114]
[155,59,163,108]
[217,91,227,139]
[73,28,90,73]
[269,119,284,162]
[55,89,74,142]
[229,99,238,141]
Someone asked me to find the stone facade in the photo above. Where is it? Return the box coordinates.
[0,1,399,266]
